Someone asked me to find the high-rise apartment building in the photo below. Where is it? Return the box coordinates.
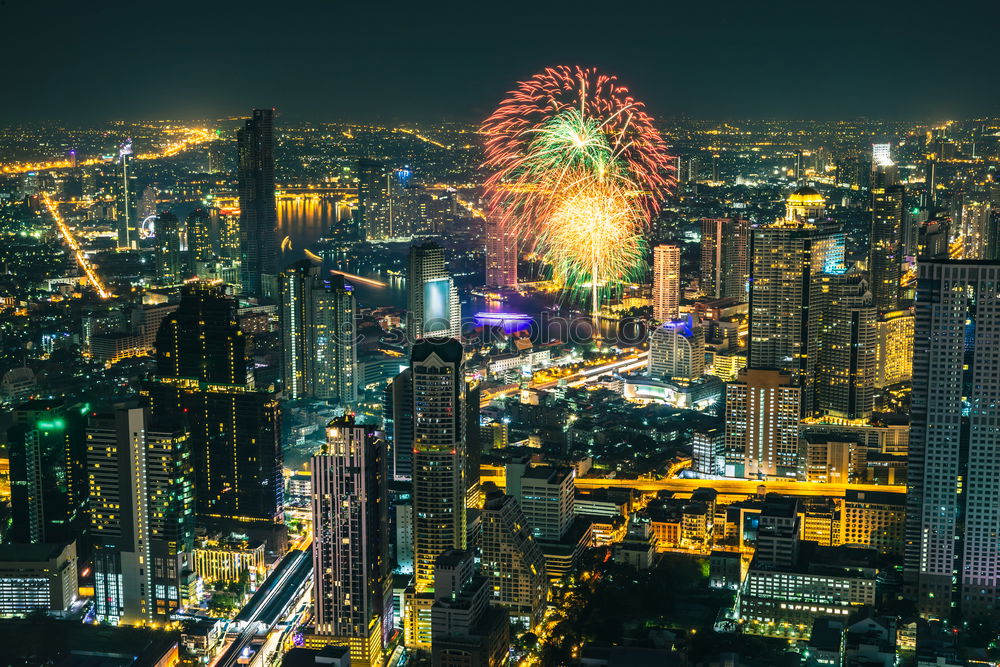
[411,338,467,592]
[648,316,705,381]
[869,146,906,315]
[905,260,1000,619]
[238,108,278,298]
[724,369,802,479]
[88,406,195,625]
[506,464,575,543]
[185,208,213,271]
[652,244,680,322]
[311,416,391,666]
[279,261,358,405]
[430,550,509,667]
[358,159,391,241]
[485,215,517,288]
[480,492,547,626]
[144,281,285,552]
[407,243,460,342]
[813,270,876,420]
[154,211,182,285]
[700,217,749,301]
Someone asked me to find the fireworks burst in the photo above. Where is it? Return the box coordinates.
[481,66,673,313]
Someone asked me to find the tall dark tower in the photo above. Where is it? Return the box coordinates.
[869,145,906,315]
[357,159,390,241]
[145,281,286,553]
[238,108,278,298]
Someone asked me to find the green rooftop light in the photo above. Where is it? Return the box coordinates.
[37,418,66,430]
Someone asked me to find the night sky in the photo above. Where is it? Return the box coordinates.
[4,0,997,123]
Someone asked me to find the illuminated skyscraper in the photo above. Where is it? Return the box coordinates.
[813,270,876,420]
[906,260,1000,619]
[279,261,358,405]
[869,144,906,314]
[724,368,802,479]
[407,243,460,342]
[238,108,278,298]
[652,244,680,322]
[700,217,749,301]
[154,211,182,285]
[485,215,517,288]
[185,208,213,271]
[312,416,391,666]
[145,281,285,552]
[88,406,195,625]
[748,187,843,414]
[648,316,705,381]
[5,400,88,545]
[116,141,135,248]
[358,159,391,240]
[411,338,467,591]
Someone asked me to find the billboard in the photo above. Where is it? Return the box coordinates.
[423,278,452,335]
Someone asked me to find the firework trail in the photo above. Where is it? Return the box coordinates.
[481,66,673,314]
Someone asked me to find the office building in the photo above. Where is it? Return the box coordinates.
[5,399,89,545]
[739,498,877,638]
[506,465,575,542]
[279,261,358,405]
[411,338,467,591]
[842,490,905,558]
[358,159,391,241]
[0,542,78,617]
[407,243,460,341]
[700,217,749,301]
[430,550,509,667]
[154,211,182,285]
[749,187,844,414]
[691,424,724,476]
[479,492,547,625]
[905,260,1000,618]
[724,368,802,479]
[813,270,876,419]
[869,145,906,314]
[652,244,680,322]
[648,315,705,381]
[311,417,391,667]
[88,406,195,625]
[388,367,414,481]
[238,108,279,298]
[485,215,517,287]
[145,281,285,552]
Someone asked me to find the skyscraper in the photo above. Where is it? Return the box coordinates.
[88,406,195,625]
[410,338,467,592]
[700,217,749,301]
[5,400,88,545]
[279,261,358,405]
[479,491,547,626]
[485,215,517,288]
[388,367,414,481]
[312,416,391,666]
[905,260,1000,619]
[144,281,285,552]
[869,144,906,314]
[407,243,460,342]
[238,108,278,298]
[358,159,391,241]
[648,315,705,381]
[154,211,182,285]
[185,208,213,272]
[813,270,876,420]
[748,187,843,414]
[652,244,680,322]
[724,368,802,479]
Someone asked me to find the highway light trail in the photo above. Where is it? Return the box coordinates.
[41,192,112,299]
[330,270,388,287]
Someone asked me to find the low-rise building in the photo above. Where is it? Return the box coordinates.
[0,541,77,616]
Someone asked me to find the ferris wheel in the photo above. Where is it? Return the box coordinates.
[140,215,157,239]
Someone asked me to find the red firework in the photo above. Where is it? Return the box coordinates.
[480,65,674,223]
